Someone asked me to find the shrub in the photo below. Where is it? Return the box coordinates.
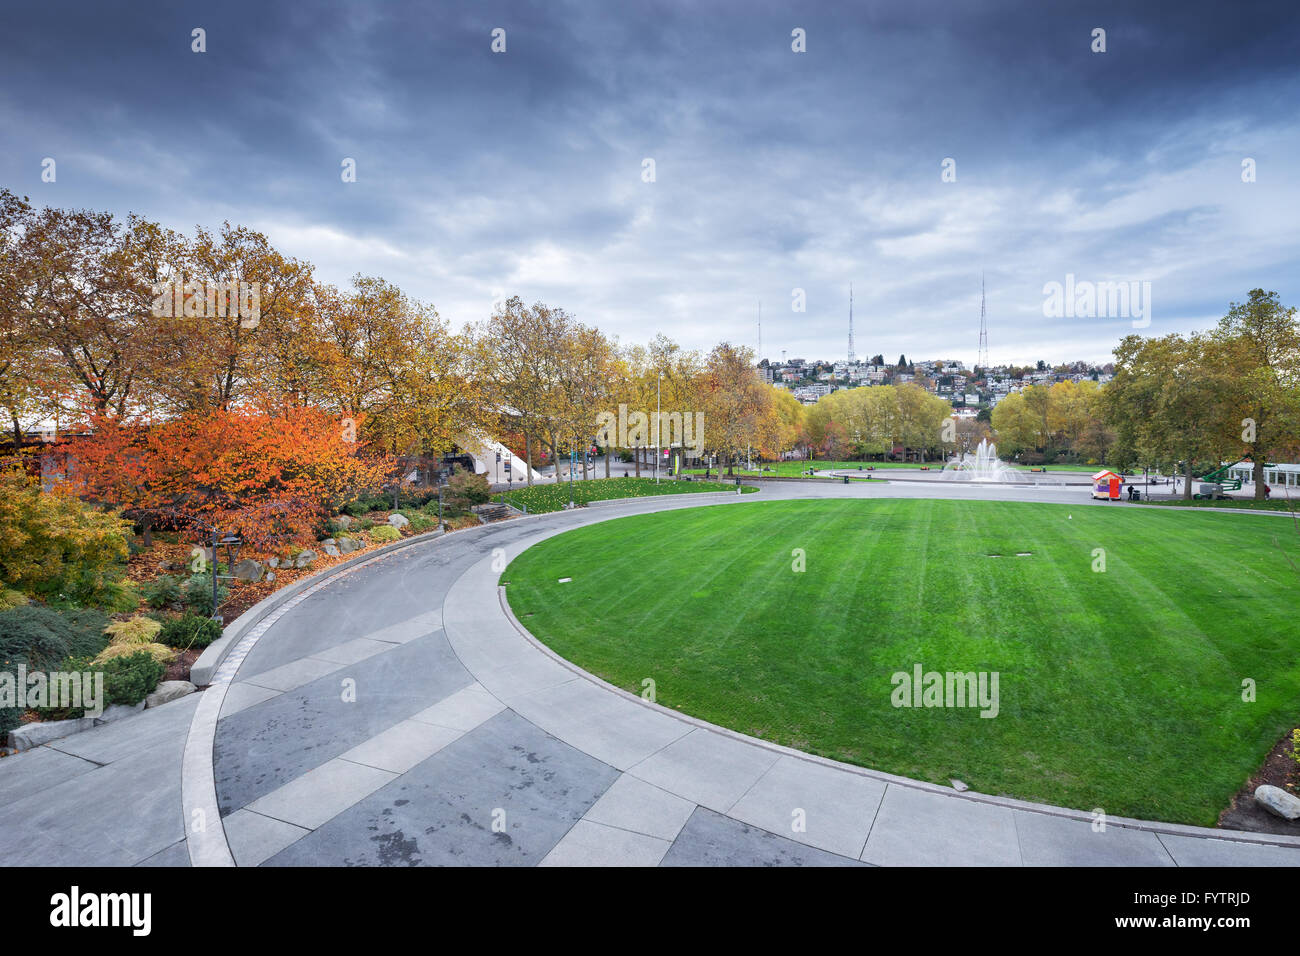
[104,615,163,646]
[0,590,28,612]
[404,513,438,533]
[183,573,229,616]
[158,613,223,650]
[95,650,167,706]
[446,468,492,510]
[0,606,110,737]
[0,470,133,607]
[369,525,400,543]
[142,575,184,610]
[0,608,71,673]
[93,641,174,666]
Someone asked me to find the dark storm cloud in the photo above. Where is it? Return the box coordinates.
[2,0,1297,364]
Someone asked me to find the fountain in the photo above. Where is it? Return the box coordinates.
[941,439,1026,482]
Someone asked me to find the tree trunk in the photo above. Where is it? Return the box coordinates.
[1184,454,1194,501]
[634,445,641,478]
[1254,456,1265,500]
[604,449,610,478]
[525,433,533,488]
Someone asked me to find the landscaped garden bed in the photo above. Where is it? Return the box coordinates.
[494,476,756,514]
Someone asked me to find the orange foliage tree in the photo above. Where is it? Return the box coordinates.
[62,405,395,551]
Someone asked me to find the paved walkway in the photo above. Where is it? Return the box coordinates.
[3,481,1299,866]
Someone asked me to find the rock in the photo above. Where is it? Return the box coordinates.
[1254,785,1300,820]
[388,513,410,528]
[950,779,969,792]
[9,717,95,751]
[324,545,340,557]
[232,559,263,582]
[320,538,337,548]
[159,559,183,573]
[266,557,280,569]
[146,681,197,709]
[337,537,360,554]
[265,572,275,583]
[330,515,353,530]
[94,701,146,724]
[295,550,317,569]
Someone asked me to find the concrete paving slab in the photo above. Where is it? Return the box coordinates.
[246,757,397,830]
[1014,810,1175,866]
[0,732,187,866]
[861,785,1022,866]
[661,807,865,867]
[46,694,199,765]
[728,755,886,859]
[238,656,342,692]
[408,682,504,731]
[627,728,781,813]
[505,678,692,770]
[339,719,463,774]
[223,808,311,866]
[539,819,671,866]
[218,680,281,718]
[135,839,190,867]
[581,773,697,842]
[262,710,619,866]
[309,637,395,666]
[0,745,100,806]
[214,633,471,815]
[1158,832,1300,867]
[365,611,444,645]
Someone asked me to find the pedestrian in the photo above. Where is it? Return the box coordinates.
[1264,483,1271,500]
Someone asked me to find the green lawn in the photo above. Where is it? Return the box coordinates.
[494,476,756,514]
[504,498,1300,825]
[1145,497,1300,513]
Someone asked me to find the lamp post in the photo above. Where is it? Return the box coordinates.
[568,438,576,509]
[207,527,242,624]
[655,369,662,485]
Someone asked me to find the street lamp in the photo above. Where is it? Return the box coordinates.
[206,528,242,624]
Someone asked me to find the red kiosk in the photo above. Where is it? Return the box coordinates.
[1091,469,1124,500]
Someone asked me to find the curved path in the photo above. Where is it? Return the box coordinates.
[2,479,1297,867]
[191,480,1300,866]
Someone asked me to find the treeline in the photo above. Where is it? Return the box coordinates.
[803,384,954,461]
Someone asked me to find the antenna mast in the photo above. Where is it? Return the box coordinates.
[847,283,856,364]
[978,273,989,371]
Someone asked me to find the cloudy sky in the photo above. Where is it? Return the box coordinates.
[2,0,1298,366]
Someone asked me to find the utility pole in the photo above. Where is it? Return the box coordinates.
[978,273,989,372]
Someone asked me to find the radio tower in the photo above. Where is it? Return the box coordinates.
[977,273,989,371]
[847,283,856,364]
[757,298,762,362]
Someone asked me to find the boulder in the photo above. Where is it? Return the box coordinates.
[295,550,317,569]
[324,544,340,558]
[337,537,360,554]
[8,717,95,751]
[146,681,197,709]
[265,572,275,583]
[1254,785,1300,820]
[388,513,410,529]
[232,559,264,582]
[320,538,337,548]
[266,557,280,569]
[94,701,145,724]
[330,515,354,530]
